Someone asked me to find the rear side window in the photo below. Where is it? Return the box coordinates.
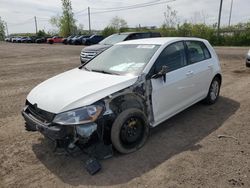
[150,32,161,37]
[138,33,151,39]
[127,33,150,40]
[186,41,211,64]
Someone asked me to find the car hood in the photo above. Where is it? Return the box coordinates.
[82,44,112,52]
[27,68,138,114]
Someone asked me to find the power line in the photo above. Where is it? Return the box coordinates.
[75,0,175,16]
[8,17,34,26]
[90,0,176,15]
[91,0,162,10]
[75,8,88,15]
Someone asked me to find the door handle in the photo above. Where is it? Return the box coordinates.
[186,71,194,76]
[208,64,213,69]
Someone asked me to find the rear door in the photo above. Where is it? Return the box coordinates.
[185,41,214,101]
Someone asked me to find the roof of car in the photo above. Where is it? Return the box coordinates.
[116,37,208,45]
[118,32,159,35]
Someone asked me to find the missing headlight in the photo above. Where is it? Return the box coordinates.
[76,123,97,138]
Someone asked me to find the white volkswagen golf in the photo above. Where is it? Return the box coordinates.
[22,37,221,157]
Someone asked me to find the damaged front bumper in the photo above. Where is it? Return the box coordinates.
[22,105,101,147]
[22,109,66,140]
[22,105,113,175]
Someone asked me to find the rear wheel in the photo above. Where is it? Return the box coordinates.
[204,77,221,105]
[111,108,149,154]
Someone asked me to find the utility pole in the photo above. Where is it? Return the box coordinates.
[217,0,223,39]
[88,7,91,34]
[34,16,38,34]
[228,0,234,27]
[5,22,9,36]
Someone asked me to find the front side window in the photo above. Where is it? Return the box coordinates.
[85,44,160,76]
[153,41,187,74]
[186,41,211,64]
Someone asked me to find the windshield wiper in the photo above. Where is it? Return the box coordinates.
[82,66,91,71]
[91,69,119,75]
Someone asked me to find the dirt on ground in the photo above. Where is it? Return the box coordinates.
[0,42,249,188]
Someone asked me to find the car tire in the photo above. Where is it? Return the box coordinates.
[246,62,250,67]
[49,41,53,44]
[204,77,221,105]
[111,108,149,154]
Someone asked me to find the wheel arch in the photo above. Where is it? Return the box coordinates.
[109,93,147,116]
[214,73,222,84]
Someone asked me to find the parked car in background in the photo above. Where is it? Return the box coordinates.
[62,35,74,44]
[11,37,16,42]
[36,37,47,43]
[30,36,39,43]
[5,37,11,42]
[72,35,91,45]
[6,36,14,42]
[21,37,32,43]
[80,32,161,63]
[47,36,63,44]
[22,38,221,174]
[246,49,250,67]
[68,35,79,45]
[16,37,26,43]
[36,38,43,43]
[82,35,104,46]
[12,37,20,43]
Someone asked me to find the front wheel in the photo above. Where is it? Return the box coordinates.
[204,77,221,105]
[111,108,149,154]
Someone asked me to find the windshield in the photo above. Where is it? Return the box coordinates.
[99,34,129,45]
[84,44,160,76]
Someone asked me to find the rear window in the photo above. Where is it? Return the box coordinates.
[186,41,211,64]
[99,34,128,45]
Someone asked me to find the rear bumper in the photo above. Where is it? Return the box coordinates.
[22,108,67,140]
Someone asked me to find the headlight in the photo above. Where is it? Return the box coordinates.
[53,105,103,125]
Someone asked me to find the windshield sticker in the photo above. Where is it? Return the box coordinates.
[110,62,144,72]
[137,45,155,49]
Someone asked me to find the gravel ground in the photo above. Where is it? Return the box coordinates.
[0,42,249,188]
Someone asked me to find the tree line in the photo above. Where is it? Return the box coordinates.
[0,0,250,46]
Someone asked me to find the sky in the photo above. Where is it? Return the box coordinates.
[0,0,249,34]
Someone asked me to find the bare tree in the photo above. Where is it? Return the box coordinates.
[109,16,128,31]
[163,5,179,28]
[190,11,208,24]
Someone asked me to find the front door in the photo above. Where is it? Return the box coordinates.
[150,41,193,126]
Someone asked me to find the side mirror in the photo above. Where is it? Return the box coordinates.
[152,65,168,82]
